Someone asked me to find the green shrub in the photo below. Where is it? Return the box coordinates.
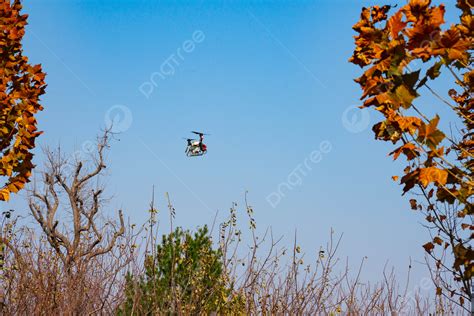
[118,226,244,315]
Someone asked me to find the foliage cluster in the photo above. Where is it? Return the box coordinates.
[350,0,473,305]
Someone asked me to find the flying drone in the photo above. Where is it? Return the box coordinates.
[184,131,209,157]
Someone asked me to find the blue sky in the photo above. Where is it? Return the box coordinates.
[8,0,461,285]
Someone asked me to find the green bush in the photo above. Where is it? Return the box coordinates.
[118,226,244,315]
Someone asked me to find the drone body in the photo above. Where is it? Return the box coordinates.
[184,131,209,157]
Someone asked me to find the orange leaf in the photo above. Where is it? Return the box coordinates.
[0,189,10,201]
[433,236,443,245]
[417,115,445,150]
[423,242,434,253]
[395,116,422,135]
[390,142,419,160]
[388,11,406,39]
[419,167,448,187]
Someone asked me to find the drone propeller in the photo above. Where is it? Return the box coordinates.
[191,131,210,136]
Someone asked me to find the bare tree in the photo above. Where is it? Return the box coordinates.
[27,129,125,272]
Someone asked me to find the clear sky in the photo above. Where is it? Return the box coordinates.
[8,0,461,286]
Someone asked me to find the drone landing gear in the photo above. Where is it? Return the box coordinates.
[186,149,207,157]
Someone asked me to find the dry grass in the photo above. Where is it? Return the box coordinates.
[0,215,136,315]
[1,199,468,315]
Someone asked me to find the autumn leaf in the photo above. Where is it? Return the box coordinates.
[395,116,422,135]
[390,142,419,160]
[426,215,435,223]
[427,61,443,80]
[417,115,445,150]
[373,121,402,143]
[392,84,418,109]
[388,10,406,39]
[0,1,45,200]
[419,167,448,187]
[429,5,446,27]
[436,187,457,204]
[433,236,443,245]
[433,28,471,63]
[0,189,10,201]
[402,70,421,89]
[351,1,473,300]
[423,242,435,253]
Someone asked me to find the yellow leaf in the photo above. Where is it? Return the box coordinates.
[0,189,10,201]
[418,115,445,150]
[419,167,448,187]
